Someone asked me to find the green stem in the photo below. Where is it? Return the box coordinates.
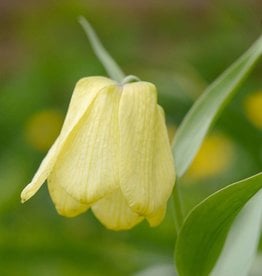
[121,75,141,85]
[172,180,184,234]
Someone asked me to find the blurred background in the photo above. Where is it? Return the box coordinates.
[0,0,261,275]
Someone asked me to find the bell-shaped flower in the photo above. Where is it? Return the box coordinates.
[21,76,175,230]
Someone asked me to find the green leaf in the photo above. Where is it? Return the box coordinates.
[175,173,262,276]
[172,35,262,177]
[211,189,262,276]
[78,16,125,82]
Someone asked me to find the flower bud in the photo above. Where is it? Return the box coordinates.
[21,76,175,230]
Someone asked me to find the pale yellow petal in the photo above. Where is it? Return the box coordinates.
[151,105,175,210]
[48,179,89,217]
[92,189,143,231]
[60,77,116,140]
[48,85,121,205]
[146,205,166,227]
[119,82,175,217]
[119,82,157,215]
[21,138,60,202]
[21,77,114,203]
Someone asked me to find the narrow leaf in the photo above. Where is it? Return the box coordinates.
[211,189,262,276]
[173,35,262,177]
[78,16,125,82]
[175,173,262,276]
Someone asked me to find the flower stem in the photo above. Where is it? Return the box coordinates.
[172,180,184,235]
[121,75,141,85]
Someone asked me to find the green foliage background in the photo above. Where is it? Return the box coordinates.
[0,1,261,275]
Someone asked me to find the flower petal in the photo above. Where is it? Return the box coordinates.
[48,85,121,204]
[119,82,175,217]
[48,179,89,217]
[21,138,60,202]
[92,189,143,230]
[60,77,116,140]
[146,205,166,227]
[21,77,114,202]
[150,105,175,214]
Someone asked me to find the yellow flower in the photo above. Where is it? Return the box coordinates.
[186,133,233,180]
[25,109,64,151]
[21,76,175,230]
[244,91,262,129]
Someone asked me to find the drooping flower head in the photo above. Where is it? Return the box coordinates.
[21,77,175,230]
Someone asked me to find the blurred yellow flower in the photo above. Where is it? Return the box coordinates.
[21,76,175,230]
[186,133,233,180]
[25,109,64,151]
[244,91,262,129]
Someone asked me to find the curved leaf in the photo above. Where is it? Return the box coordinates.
[211,189,262,276]
[78,16,125,82]
[173,35,262,177]
[175,173,262,276]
